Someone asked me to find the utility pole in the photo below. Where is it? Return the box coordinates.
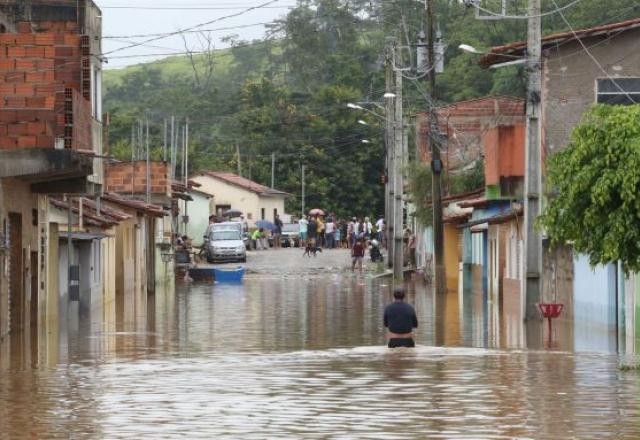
[301,164,306,218]
[184,118,190,236]
[163,118,167,162]
[524,0,543,320]
[385,38,395,268]
[130,123,136,196]
[145,119,150,204]
[393,68,404,281]
[169,117,174,180]
[185,118,189,187]
[271,152,275,188]
[236,143,242,176]
[426,0,446,296]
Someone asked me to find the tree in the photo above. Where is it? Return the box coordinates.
[538,104,640,273]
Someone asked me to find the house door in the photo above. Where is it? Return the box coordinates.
[30,251,38,331]
[489,234,500,303]
[9,213,23,332]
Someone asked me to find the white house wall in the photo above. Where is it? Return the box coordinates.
[191,175,286,227]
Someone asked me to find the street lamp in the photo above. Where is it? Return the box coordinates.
[458,43,526,69]
[347,103,364,110]
[458,43,482,54]
[357,119,368,125]
[361,139,371,144]
[383,92,396,99]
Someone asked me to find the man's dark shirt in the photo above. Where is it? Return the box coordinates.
[384,301,418,334]
[308,219,318,238]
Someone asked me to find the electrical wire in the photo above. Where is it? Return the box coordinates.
[549,0,639,103]
[473,0,585,20]
[102,0,283,56]
[103,22,273,39]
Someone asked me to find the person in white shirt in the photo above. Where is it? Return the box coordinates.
[325,218,335,248]
[298,217,309,247]
[363,217,373,238]
[347,218,355,248]
[375,217,385,243]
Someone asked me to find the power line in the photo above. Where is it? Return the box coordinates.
[101,5,294,10]
[103,22,273,39]
[473,0,585,20]
[102,0,283,56]
[549,0,639,103]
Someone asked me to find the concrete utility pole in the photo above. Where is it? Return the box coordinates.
[236,143,242,177]
[145,119,150,204]
[385,40,395,267]
[393,68,404,281]
[301,164,306,218]
[426,0,446,296]
[524,0,543,319]
[184,118,190,235]
[271,152,275,188]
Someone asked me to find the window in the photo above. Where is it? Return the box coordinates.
[215,205,231,217]
[247,213,253,220]
[596,78,640,105]
[261,208,265,220]
[273,208,278,221]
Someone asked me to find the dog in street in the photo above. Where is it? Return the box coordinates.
[302,243,323,258]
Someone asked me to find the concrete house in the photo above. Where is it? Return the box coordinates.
[191,171,289,229]
[481,17,640,352]
[0,0,104,342]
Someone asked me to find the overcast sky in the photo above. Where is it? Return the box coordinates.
[96,0,297,69]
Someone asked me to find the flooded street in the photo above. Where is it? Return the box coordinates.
[1,249,639,439]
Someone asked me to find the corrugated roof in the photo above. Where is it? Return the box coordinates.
[480,17,640,66]
[102,193,166,217]
[457,207,523,229]
[50,198,124,228]
[199,171,290,197]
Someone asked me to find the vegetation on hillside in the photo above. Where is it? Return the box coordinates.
[104,0,640,217]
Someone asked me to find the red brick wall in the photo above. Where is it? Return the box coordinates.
[0,21,91,150]
[106,161,171,196]
[417,97,525,175]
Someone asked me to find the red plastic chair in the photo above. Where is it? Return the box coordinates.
[539,303,564,345]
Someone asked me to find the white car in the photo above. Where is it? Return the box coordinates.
[206,229,247,263]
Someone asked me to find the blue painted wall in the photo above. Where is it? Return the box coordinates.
[573,255,617,353]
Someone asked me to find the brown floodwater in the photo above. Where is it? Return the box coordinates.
[1,255,639,439]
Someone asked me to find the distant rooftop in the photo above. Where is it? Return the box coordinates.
[198,171,290,197]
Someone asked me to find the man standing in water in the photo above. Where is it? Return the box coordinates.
[383,287,418,348]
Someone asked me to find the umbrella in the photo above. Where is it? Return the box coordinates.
[255,220,276,230]
[308,208,325,216]
[223,209,243,218]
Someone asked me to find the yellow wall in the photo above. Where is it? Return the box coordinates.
[444,224,461,293]
[0,179,39,338]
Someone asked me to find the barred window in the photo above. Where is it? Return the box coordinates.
[596,78,640,105]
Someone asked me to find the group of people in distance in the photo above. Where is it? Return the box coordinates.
[297,215,387,272]
[298,215,387,249]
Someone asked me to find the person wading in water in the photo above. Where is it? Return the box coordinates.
[383,287,418,348]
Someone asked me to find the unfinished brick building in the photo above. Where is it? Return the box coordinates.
[0,0,103,340]
[417,96,525,181]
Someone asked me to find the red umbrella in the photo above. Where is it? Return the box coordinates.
[308,208,325,216]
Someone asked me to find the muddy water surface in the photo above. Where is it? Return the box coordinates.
[1,249,639,439]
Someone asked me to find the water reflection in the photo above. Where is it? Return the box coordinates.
[0,271,639,438]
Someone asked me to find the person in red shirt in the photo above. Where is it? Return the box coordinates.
[351,238,365,272]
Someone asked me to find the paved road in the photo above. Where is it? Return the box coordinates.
[242,246,384,276]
